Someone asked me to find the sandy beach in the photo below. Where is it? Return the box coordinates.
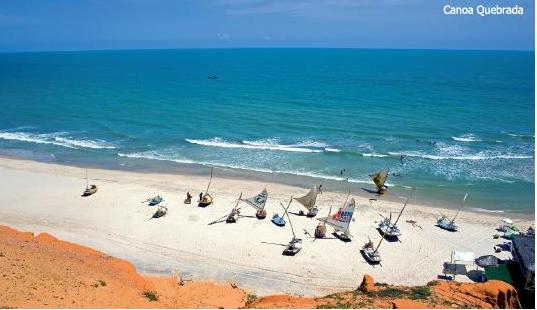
[0,156,533,296]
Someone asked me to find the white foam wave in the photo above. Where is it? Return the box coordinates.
[362,153,388,158]
[452,134,481,142]
[117,151,382,185]
[388,151,532,161]
[0,131,116,150]
[468,207,505,214]
[186,137,330,153]
[324,148,341,152]
[507,133,534,138]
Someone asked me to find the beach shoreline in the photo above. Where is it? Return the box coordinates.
[0,156,533,296]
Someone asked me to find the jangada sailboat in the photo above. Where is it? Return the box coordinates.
[362,235,383,264]
[294,186,320,217]
[437,193,467,232]
[198,167,214,207]
[281,197,302,256]
[370,169,389,195]
[317,192,356,241]
[378,187,415,238]
[82,168,98,197]
[242,188,269,219]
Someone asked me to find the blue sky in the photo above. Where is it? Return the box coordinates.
[0,0,534,51]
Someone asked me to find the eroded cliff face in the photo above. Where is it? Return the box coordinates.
[0,225,521,309]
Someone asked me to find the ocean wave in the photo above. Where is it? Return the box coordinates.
[185,137,340,153]
[0,131,116,150]
[452,134,481,142]
[388,151,532,161]
[507,133,534,138]
[468,207,505,214]
[362,153,388,158]
[116,151,386,185]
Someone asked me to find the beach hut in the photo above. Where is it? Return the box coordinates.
[511,234,535,291]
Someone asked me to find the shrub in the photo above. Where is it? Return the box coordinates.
[142,291,158,302]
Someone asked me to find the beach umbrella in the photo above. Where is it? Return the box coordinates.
[475,255,500,268]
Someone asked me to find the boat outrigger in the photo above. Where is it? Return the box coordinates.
[317,191,356,241]
[437,193,467,232]
[361,236,383,264]
[294,186,320,217]
[198,167,214,207]
[82,168,98,197]
[378,187,415,238]
[370,169,389,195]
[281,197,302,256]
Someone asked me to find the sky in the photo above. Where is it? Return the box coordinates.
[0,0,534,52]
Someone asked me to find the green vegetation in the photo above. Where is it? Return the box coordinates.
[142,291,158,302]
[244,293,258,305]
[375,287,407,298]
[317,301,352,309]
[408,286,431,300]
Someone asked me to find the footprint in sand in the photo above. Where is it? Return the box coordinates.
[188,215,200,222]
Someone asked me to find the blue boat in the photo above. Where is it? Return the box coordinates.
[271,213,286,227]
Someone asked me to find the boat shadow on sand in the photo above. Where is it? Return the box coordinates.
[376,228,401,243]
[359,250,382,267]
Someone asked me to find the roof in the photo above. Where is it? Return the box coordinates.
[511,234,535,277]
[485,264,513,284]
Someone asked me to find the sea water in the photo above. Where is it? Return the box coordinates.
[0,49,534,213]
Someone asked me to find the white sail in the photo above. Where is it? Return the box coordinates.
[294,187,318,210]
[318,198,355,234]
[242,188,268,211]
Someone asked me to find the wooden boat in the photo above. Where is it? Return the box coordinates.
[149,195,164,206]
[272,213,286,226]
[241,188,268,220]
[437,193,467,232]
[199,168,214,207]
[281,198,302,256]
[294,186,319,217]
[378,187,415,238]
[150,205,168,219]
[82,168,98,197]
[369,169,389,195]
[362,237,383,264]
[317,190,355,241]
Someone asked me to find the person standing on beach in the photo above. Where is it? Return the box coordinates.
[199,192,203,202]
[318,184,323,194]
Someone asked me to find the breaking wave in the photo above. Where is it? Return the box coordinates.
[0,131,116,150]
[388,151,532,161]
[452,134,481,142]
[185,137,340,153]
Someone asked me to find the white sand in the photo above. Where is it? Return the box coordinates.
[0,157,533,296]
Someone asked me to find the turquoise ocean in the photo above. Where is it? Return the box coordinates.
[0,49,534,213]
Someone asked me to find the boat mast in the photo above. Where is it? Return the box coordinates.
[393,187,415,226]
[85,168,89,189]
[205,167,213,196]
[374,235,384,253]
[451,193,467,223]
[282,197,295,239]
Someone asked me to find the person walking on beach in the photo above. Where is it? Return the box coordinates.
[318,184,323,194]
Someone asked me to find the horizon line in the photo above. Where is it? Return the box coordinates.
[0,46,534,54]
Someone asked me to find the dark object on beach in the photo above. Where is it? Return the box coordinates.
[184,192,192,204]
[82,184,98,197]
[475,255,500,268]
[314,223,327,238]
[150,205,168,219]
[198,168,214,207]
[511,234,535,291]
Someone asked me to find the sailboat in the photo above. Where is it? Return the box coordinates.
[226,193,242,223]
[148,195,164,206]
[281,197,302,256]
[362,236,383,264]
[294,186,319,217]
[437,193,467,231]
[82,168,98,197]
[317,191,356,241]
[198,167,214,207]
[370,169,389,195]
[378,187,415,238]
[242,188,268,219]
